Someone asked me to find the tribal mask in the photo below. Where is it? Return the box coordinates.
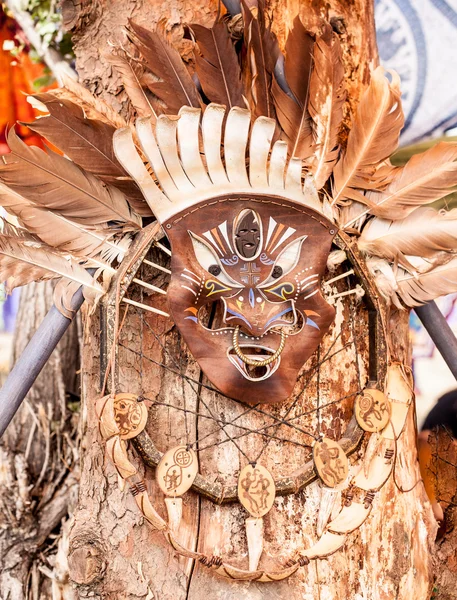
[165,198,336,403]
[114,105,338,404]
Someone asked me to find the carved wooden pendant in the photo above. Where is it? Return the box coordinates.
[113,393,148,440]
[238,464,275,518]
[313,438,348,488]
[156,445,198,497]
[355,389,390,432]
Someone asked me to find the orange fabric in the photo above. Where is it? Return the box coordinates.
[0,12,56,154]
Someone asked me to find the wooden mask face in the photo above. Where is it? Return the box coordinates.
[165,195,336,403]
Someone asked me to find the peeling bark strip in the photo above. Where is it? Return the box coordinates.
[59,1,436,599]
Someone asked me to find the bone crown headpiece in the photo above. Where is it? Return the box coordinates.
[113,104,322,224]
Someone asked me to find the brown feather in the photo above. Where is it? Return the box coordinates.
[241,0,279,119]
[0,183,128,262]
[271,77,313,158]
[104,49,158,119]
[359,207,457,270]
[0,129,141,230]
[271,16,314,158]
[191,20,244,109]
[393,258,457,307]
[129,20,201,113]
[284,16,314,107]
[0,219,103,294]
[308,31,345,188]
[351,142,457,222]
[332,67,404,205]
[52,74,128,130]
[23,93,151,217]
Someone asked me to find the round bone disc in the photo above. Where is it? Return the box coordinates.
[355,389,391,433]
[157,445,198,497]
[238,463,276,518]
[313,438,348,488]
[113,393,148,440]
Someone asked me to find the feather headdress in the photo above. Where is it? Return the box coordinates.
[1,1,457,311]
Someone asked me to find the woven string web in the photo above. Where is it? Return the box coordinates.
[114,256,368,471]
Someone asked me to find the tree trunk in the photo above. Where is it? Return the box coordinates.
[0,281,81,599]
[60,1,436,598]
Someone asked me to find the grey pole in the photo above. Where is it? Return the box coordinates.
[415,300,457,381]
[0,286,85,437]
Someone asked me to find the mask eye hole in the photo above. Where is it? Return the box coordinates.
[272,266,283,279]
[208,264,221,276]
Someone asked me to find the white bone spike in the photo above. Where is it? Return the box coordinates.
[302,531,347,559]
[202,104,229,186]
[156,115,194,192]
[132,278,167,295]
[112,128,167,212]
[177,107,212,188]
[285,157,302,192]
[327,502,372,534]
[246,517,264,571]
[268,140,288,189]
[325,269,355,286]
[155,241,172,256]
[135,117,178,201]
[143,259,171,274]
[122,298,170,317]
[363,431,383,477]
[249,117,276,188]
[165,497,183,533]
[316,486,340,537]
[224,107,251,186]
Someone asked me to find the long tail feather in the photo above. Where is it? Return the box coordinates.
[393,258,457,307]
[332,67,404,205]
[53,73,129,130]
[0,129,141,230]
[24,93,151,216]
[308,29,345,188]
[191,19,244,109]
[0,183,129,263]
[345,142,457,226]
[271,16,314,158]
[104,49,159,120]
[241,0,279,119]
[359,207,457,270]
[0,219,103,295]
[129,20,201,113]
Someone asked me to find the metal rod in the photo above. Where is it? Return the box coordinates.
[0,286,85,437]
[221,0,241,15]
[415,301,457,380]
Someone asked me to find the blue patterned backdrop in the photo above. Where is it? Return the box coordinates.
[376,0,457,144]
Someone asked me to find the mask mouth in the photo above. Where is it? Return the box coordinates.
[227,327,285,381]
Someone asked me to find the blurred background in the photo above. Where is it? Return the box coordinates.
[1,0,457,423]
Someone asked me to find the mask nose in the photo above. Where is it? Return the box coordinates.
[222,294,297,337]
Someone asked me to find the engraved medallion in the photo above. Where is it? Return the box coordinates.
[113,393,148,440]
[355,389,390,433]
[157,445,198,496]
[313,438,348,488]
[238,464,275,518]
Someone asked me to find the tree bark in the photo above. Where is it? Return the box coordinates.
[59,1,436,598]
[0,282,81,600]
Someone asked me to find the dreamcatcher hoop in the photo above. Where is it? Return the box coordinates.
[90,221,417,581]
